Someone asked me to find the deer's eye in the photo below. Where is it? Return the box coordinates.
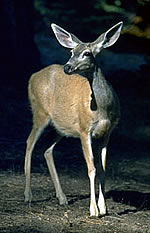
[83,51,91,57]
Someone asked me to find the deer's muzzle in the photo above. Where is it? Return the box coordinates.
[64,64,73,74]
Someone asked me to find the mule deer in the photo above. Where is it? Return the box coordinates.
[24,22,123,216]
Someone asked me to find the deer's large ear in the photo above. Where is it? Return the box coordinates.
[92,21,123,55]
[51,23,82,49]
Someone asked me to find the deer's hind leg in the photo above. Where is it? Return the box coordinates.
[44,135,68,205]
[24,111,50,203]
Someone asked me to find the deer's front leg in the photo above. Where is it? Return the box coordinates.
[80,133,98,217]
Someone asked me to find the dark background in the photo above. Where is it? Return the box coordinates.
[0,0,150,172]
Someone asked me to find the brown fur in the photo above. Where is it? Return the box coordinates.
[29,64,94,137]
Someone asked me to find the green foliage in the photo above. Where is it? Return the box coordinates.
[94,0,125,14]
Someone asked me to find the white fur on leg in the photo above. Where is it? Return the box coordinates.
[98,147,107,216]
[89,169,99,216]
[98,185,106,216]
[101,147,107,171]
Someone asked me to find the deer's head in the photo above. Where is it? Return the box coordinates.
[51,22,123,75]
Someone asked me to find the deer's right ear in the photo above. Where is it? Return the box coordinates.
[51,24,80,49]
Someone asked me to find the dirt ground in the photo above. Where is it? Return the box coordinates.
[0,141,150,233]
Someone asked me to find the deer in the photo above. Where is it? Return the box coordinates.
[24,21,123,217]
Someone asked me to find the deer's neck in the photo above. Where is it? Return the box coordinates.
[91,66,112,111]
[82,68,97,111]
[92,66,108,93]
[80,65,112,111]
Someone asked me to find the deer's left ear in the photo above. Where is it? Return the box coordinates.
[92,21,123,55]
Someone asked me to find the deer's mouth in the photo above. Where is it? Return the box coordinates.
[64,64,75,74]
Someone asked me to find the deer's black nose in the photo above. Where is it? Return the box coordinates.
[64,64,72,74]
